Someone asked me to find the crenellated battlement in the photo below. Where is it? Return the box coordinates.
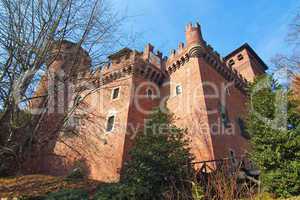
[185,22,200,33]
[97,22,265,93]
[97,55,166,88]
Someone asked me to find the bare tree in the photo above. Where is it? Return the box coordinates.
[0,0,128,175]
[271,10,300,78]
[269,10,300,112]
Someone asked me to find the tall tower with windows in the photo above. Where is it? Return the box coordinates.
[164,22,267,165]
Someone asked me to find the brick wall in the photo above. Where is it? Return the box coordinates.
[29,24,266,182]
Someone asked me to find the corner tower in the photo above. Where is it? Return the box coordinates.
[165,23,216,164]
[224,43,267,82]
[165,22,260,165]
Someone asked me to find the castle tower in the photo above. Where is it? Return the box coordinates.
[165,23,215,164]
[27,40,92,175]
[224,43,267,82]
[31,40,91,109]
[165,22,259,166]
[185,22,205,47]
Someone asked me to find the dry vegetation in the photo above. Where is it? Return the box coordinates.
[0,175,102,198]
[0,174,299,199]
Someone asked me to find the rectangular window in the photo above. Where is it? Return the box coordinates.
[146,88,153,98]
[176,85,182,95]
[112,87,120,100]
[237,54,244,61]
[228,59,235,67]
[106,115,115,132]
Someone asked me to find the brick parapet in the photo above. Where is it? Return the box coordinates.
[98,57,166,87]
[166,42,248,93]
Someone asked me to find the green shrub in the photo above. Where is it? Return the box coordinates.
[247,76,300,198]
[94,184,136,200]
[94,108,194,199]
[122,108,194,199]
[191,181,205,200]
[44,189,88,200]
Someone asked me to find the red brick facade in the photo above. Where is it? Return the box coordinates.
[31,23,267,181]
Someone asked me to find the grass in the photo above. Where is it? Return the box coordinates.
[0,174,102,199]
[0,175,299,199]
[248,193,300,200]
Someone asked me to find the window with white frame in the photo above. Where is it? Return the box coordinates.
[111,87,120,100]
[175,85,182,95]
[106,115,115,132]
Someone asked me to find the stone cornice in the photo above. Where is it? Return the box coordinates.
[98,58,166,86]
[97,44,248,93]
[197,45,248,92]
[166,44,248,93]
[166,53,190,75]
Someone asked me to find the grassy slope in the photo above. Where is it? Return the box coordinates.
[0,175,102,198]
[0,175,299,199]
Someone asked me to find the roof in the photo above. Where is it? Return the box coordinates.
[108,48,133,60]
[224,43,268,70]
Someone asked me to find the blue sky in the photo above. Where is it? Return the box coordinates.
[113,0,299,69]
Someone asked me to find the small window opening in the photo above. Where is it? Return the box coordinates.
[112,87,120,100]
[228,59,235,67]
[147,88,153,98]
[176,85,182,95]
[237,54,244,61]
[106,115,115,132]
[220,103,230,128]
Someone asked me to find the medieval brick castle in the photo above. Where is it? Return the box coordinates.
[30,23,267,182]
